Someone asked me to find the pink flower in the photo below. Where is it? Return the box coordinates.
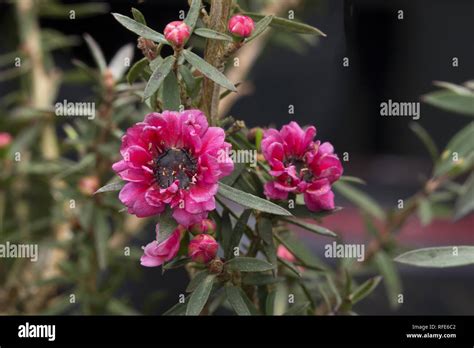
[0,132,12,148]
[188,234,218,264]
[262,121,343,211]
[164,21,191,47]
[228,15,255,38]
[277,245,296,263]
[189,218,216,236]
[113,110,233,226]
[140,225,184,267]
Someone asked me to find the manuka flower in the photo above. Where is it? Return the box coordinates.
[262,121,343,211]
[113,110,234,226]
[140,224,184,267]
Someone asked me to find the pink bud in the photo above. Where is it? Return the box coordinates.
[188,234,218,264]
[189,219,217,236]
[164,21,191,47]
[228,15,255,38]
[78,176,100,196]
[0,132,12,149]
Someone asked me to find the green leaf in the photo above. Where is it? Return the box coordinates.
[339,176,366,185]
[131,8,146,25]
[218,182,292,216]
[349,276,382,305]
[258,216,277,266]
[265,289,276,315]
[112,13,168,44]
[434,122,474,177]
[423,90,474,117]
[219,210,233,259]
[194,28,233,41]
[163,257,190,270]
[178,65,200,98]
[186,270,208,292]
[182,49,236,92]
[163,295,190,315]
[245,13,326,36]
[374,251,402,309]
[143,55,175,99]
[287,205,342,220]
[127,57,149,84]
[394,246,474,268]
[39,2,108,18]
[242,272,280,286]
[109,43,134,80]
[184,0,202,32]
[275,234,327,271]
[247,15,273,42]
[186,274,216,315]
[281,217,337,238]
[83,33,106,72]
[107,299,140,315]
[454,172,474,220]
[278,257,301,277]
[417,199,433,226]
[157,208,178,243]
[333,181,385,220]
[225,257,275,272]
[225,285,251,315]
[409,122,439,163]
[94,210,110,270]
[284,302,310,315]
[94,181,124,194]
[162,71,181,111]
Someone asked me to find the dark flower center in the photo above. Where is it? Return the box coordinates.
[284,156,313,182]
[154,148,197,189]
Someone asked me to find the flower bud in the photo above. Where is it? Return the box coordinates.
[164,21,191,47]
[78,176,100,196]
[189,219,217,236]
[188,234,218,264]
[228,15,255,38]
[208,258,224,274]
[0,132,12,149]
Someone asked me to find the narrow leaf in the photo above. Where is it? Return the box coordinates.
[183,49,236,92]
[83,33,106,72]
[423,90,474,117]
[395,246,474,268]
[282,217,337,238]
[454,172,474,220]
[131,8,146,25]
[186,274,216,315]
[194,28,233,41]
[225,257,275,272]
[94,181,124,194]
[218,182,291,216]
[112,13,168,44]
[127,57,148,84]
[247,15,273,42]
[184,0,202,31]
[349,276,382,305]
[225,285,251,315]
[109,43,135,80]
[333,181,385,220]
[143,55,175,99]
[409,122,439,162]
[245,13,326,36]
[162,71,181,111]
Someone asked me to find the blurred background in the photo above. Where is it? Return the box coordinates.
[0,0,472,315]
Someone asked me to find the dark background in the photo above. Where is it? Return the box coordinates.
[1,0,473,315]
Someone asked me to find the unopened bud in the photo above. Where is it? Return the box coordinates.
[164,21,191,47]
[228,15,255,38]
[188,234,218,264]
